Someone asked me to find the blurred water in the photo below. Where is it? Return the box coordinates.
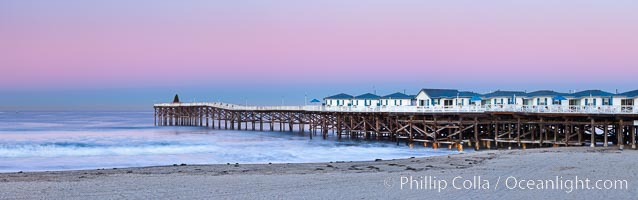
[0,111,462,172]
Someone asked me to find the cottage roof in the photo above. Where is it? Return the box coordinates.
[381,92,412,99]
[418,89,458,98]
[526,90,567,97]
[354,93,381,99]
[482,90,527,98]
[173,94,180,103]
[459,91,480,97]
[566,90,614,98]
[324,93,353,99]
[620,90,638,98]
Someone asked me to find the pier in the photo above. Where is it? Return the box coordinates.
[154,101,638,151]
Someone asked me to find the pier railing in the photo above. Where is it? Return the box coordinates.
[154,103,638,114]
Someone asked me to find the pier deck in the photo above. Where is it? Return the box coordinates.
[154,102,638,151]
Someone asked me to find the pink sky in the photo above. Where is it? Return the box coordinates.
[2,1,637,90]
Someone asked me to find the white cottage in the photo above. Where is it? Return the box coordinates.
[323,93,353,107]
[481,90,526,105]
[564,90,614,106]
[353,93,381,107]
[525,90,568,106]
[615,90,637,107]
[415,89,478,107]
[379,92,413,107]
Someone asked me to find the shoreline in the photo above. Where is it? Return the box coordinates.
[0,149,473,180]
[1,147,636,199]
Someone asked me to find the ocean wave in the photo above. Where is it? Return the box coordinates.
[0,142,221,158]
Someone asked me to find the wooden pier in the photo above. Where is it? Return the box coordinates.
[154,102,638,151]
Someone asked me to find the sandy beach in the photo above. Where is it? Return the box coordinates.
[0,147,635,199]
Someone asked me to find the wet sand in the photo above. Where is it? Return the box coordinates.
[1,147,636,199]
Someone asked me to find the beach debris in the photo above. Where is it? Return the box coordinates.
[405,166,417,171]
[387,163,397,166]
[18,171,23,174]
[315,168,324,170]
[126,170,133,173]
[180,163,187,166]
[326,164,334,168]
[79,176,86,178]
[374,159,383,162]
[268,163,272,165]
[173,164,178,166]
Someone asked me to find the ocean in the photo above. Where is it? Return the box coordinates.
[0,111,461,172]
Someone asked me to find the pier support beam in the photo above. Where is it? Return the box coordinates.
[604,123,609,147]
[260,114,263,131]
[154,108,157,126]
[618,120,624,150]
[632,125,636,149]
[590,119,595,147]
[494,122,499,149]
[474,118,479,151]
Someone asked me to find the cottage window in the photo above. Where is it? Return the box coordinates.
[603,98,611,105]
[444,100,453,106]
[569,99,580,106]
[621,99,634,106]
